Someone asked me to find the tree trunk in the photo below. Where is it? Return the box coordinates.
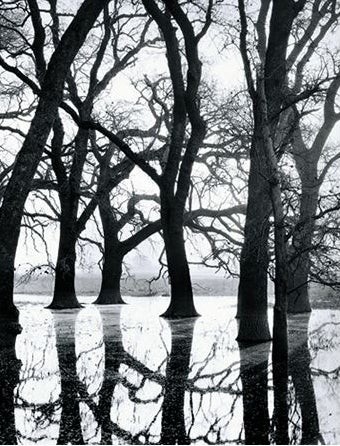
[236,137,271,342]
[48,201,81,309]
[288,174,319,313]
[94,193,125,305]
[94,250,125,305]
[161,199,198,318]
[160,319,195,444]
[0,0,108,323]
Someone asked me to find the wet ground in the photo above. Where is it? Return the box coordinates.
[0,295,339,444]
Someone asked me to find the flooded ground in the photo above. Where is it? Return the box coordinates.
[0,295,339,444]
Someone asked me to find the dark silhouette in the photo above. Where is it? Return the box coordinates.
[272,337,289,444]
[239,342,270,444]
[237,0,306,342]
[160,319,196,444]
[288,314,320,444]
[54,312,84,445]
[0,0,109,324]
[96,308,125,443]
[0,327,21,445]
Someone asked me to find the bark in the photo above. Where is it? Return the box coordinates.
[0,330,21,445]
[94,192,125,305]
[95,253,124,305]
[288,314,320,444]
[237,0,305,342]
[141,0,205,318]
[0,0,108,322]
[160,319,195,444]
[288,166,319,313]
[48,207,81,309]
[239,341,270,445]
[161,198,198,318]
[236,134,271,342]
[49,125,90,309]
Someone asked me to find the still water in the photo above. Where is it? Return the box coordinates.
[0,296,339,444]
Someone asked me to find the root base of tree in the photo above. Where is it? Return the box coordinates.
[236,314,272,343]
[46,297,83,310]
[93,293,126,305]
[161,307,200,319]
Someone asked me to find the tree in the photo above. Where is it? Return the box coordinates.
[236,0,306,342]
[134,0,211,317]
[0,0,109,324]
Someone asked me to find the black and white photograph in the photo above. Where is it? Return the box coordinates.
[0,0,339,444]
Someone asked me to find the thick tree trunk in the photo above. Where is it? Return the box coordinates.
[237,0,304,343]
[94,250,125,305]
[94,194,125,305]
[237,139,271,342]
[239,341,270,444]
[48,202,81,309]
[160,319,195,444]
[0,0,108,323]
[288,176,319,313]
[161,199,198,318]
[49,122,91,309]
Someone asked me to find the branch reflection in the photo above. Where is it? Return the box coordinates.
[6,305,339,444]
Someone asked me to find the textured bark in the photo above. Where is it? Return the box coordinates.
[95,249,125,305]
[0,0,108,321]
[160,319,195,444]
[48,211,81,309]
[239,341,270,444]
[236,134,271,342]
[141,0,205,318]
[49,125,90,309]
[237,0,305,342]
[161,199,198,318]
[288,166,319,313]
[94,193,125,305]
[0,330,21,445]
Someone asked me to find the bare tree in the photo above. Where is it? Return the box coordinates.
[0,0,109,325]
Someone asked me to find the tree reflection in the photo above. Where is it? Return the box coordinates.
[288,314,320,445]
[238,342,270,445]
[96,307,125,444]
[4,305,339,444]
[54,310,84,445]
[0,326,21,445]
[160,319,196,444]
[272,336,289,444]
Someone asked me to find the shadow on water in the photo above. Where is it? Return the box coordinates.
[239,341,270,445]
[2,302,338,444]
[54,310,84,445]
[0,325,21,445]
[160,319,196,445]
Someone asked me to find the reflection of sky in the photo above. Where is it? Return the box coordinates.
[11,297,340,444]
